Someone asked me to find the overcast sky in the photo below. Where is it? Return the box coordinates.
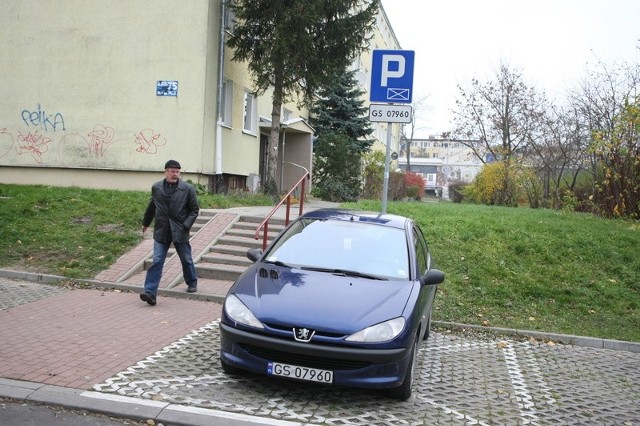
[380,0,640,137]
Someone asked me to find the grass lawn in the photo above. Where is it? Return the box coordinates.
[1,184,638,342]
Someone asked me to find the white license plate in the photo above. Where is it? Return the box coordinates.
[267,362,333,384]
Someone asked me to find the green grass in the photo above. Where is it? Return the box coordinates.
[0,184,272,279]
[346,200,640,342]
[1,184,639,342]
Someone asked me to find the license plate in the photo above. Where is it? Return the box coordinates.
[267,362,333,384]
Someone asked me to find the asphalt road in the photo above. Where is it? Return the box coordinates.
[0,399,145,426]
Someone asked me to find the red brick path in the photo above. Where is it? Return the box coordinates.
[0,287,222,389]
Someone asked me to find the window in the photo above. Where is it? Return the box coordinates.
[413,226,430,276]
[220,78,233,126]
[283,108,292,122]
[224,2,236,31]
[243,90,257,133]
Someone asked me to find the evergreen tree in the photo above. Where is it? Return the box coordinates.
[226,0,379,195]
[310,69,373,201]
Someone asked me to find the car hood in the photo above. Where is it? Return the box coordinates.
[231,263,416,334]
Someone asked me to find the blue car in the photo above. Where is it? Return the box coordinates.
[219,209,444,400]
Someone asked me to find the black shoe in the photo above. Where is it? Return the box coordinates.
[140,292,157,306]
[187,283,197,293]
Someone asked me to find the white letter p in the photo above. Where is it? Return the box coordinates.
[381,54,405,86]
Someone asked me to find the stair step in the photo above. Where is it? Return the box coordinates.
[218,235,266,249]
[196,263,248,281]
[200,252,252,267]
[239,215,288,226]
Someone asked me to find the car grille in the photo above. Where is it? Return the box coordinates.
[240,344,371,370]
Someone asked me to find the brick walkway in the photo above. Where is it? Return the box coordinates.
[0,280,221,390]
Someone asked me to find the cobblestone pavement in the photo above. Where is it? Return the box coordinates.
[93,320,640,425]
[2,279,639,425]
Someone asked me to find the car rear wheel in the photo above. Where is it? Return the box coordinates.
[387,338,418,400]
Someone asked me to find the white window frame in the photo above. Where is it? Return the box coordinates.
[220,78,233,127]
[243,89,257,134]
[283,108,292,122]
[224,2,236,31]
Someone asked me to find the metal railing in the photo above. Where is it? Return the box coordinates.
[254,166,310,250]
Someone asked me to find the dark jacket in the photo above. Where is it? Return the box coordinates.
[142,179,200,243]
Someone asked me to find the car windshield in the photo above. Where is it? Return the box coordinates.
[265,218,410,280]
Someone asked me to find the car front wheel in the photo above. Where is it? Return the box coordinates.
[387,338,418,400]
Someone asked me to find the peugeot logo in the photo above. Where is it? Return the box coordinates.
[293,327,315,342]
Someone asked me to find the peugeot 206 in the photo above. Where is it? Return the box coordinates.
[219,209,444,400]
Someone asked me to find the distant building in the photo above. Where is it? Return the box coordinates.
[398,136,483,198]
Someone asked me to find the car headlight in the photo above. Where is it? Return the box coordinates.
[224,294,264,329]
[345,317,405,343]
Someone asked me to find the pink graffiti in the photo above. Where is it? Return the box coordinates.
[88,125,115,157]
[16,130,51,163]
[134,128,167,154]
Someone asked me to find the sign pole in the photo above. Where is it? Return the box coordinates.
[369,49,415,215]
[381,123,392,215]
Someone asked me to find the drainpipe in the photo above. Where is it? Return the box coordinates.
[214,0,225,192]
[279,127,287,190]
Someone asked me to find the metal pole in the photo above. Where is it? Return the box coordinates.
[381,123,393,214]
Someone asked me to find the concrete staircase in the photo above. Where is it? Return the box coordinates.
[195,215,287,282]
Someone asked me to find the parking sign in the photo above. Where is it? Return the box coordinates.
[370,50,414,103]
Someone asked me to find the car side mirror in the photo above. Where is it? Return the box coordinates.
[247,248,263,262]
[421,268,444,286]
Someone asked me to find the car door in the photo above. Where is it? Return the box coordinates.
[412,225,437,339]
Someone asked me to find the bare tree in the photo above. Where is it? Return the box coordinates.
[527,103,590,207]
[452,63,546,205]
[400,95,429,171]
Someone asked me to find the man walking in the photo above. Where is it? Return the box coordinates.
[140,160,200,306]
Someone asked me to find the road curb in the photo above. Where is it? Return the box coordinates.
[2,268,638,353]
[0,378,299,426]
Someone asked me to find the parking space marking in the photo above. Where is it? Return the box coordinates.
[93,322,640,425]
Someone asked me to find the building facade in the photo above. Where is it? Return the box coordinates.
[399,136,483,198]
[0,0,402,193]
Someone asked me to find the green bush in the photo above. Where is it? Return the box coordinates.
[448,181,466,203]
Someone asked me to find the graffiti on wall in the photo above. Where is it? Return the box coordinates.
[1,106,169,166]
[134,128,167,154]
[21,104,66,132]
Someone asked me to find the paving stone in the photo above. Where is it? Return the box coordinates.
[93,321,640,425]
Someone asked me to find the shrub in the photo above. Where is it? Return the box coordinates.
[448,181,466,203]
[404,171,425,200]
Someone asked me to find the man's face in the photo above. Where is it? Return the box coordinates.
[164,168,180,183]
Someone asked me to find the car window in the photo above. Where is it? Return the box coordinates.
[413,226,430,276]
[265,218,410,280]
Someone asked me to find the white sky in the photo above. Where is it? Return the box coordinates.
[380,0,640,137]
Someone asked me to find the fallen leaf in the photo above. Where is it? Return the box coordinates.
[496,341,508,349]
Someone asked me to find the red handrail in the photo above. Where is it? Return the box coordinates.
[254,169,310,250]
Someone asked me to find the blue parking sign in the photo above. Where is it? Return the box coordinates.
[370,50,415,103]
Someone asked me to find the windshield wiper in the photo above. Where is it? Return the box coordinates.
[301,266,387,280]
[264,259,293,268]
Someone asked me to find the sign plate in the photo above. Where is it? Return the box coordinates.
[369,104,413,123]
[370,50,415,103]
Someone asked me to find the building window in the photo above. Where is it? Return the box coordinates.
[283,108,292,122]
[220,78,233,126]
[243,89,257,134]
[224,2,236,31]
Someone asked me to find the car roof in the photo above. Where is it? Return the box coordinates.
[298,208,410,230]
